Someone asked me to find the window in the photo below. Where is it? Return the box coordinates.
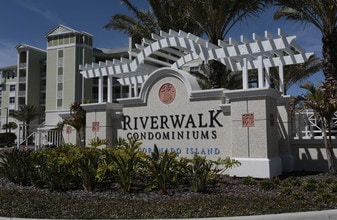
[9,97,15,104]
[58,50,63,58]
[10,85,15,92]
[9,110,14,116]
[57,99,62,107]
[58,50,64,67]
[57,83,63,90]
[58,67,63,75]
[64,34,69,44]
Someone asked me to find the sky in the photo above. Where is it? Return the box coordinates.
[0,0,324,96]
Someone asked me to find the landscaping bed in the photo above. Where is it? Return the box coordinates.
[0,172,336,219]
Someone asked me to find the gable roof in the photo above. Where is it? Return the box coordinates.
[45,24,92,38]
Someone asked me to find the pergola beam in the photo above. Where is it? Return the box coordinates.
[79,28,314,103]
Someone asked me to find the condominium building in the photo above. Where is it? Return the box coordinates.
[0,44,46,135]
[0,24,129,145]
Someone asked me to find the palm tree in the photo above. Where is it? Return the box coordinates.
[2,122,18,133]
[197,62,243,89]
[279,55,321,95]
[273,0,337,81]
[57,102,86,146]
[104,0,157,44]
[291,81,337,173]
[106,0,271,89]
[148,0,201,35]
[104,0,201,44]
[184,0,272,88]
[253,54,322,94]
[12,104,40,142]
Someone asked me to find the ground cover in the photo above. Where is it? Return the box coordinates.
[0,172,336,219]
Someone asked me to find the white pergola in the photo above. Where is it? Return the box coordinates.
[80,28,313,103]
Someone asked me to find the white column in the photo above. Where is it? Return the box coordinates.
[258,56,264,88]
[133,77,138,97]
[107,76,113,102]
[128,84,132,98]
[98,76,103,103]
[265,65,270,88]
[242,58,248,90]
[134,83,138,97]
[279,64,284,95]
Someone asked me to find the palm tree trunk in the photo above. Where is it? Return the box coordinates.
[323,122,336,173]
[209,60,225,88]
[322,29,337,81]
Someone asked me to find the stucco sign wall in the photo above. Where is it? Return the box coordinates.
[117,68,231,160]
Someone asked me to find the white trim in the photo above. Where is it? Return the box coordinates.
[224,88,281,100]
[229,157,282,178]
[118,67,201,106]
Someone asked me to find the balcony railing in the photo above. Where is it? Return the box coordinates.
[18,77,26,83]
[293,110,337,139]
[19,63,27,69]
[18,90,26,97]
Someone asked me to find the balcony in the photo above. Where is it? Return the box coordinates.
[57,75,63,83]
[19,63,27,69]
[58,58,63,67]
[18,90,26,97]
[18,77,26,83]
[57,90,63,99]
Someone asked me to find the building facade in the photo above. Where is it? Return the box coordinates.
[0,44,46,138]
[0,24,129,145]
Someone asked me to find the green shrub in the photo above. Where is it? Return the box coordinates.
[259,178,278,190]
[280,186,294,196]
[301,178,318,192]
[188,155,213,193]
[242,176,256,186]
[88,137,109,148]
[31,145,82,191]
[331,181,337,193]
[75,147,101,192]
[281,176,302,187]
[325,177,334,185]
[186,156,240,193]
[279,185,304,200]
[144,145,179,194]
[0,148,34,186]
[290,191,304,200]
[315,190,336,203]
[108,138,145,193]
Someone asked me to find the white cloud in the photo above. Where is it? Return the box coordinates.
[0,40,17,67]
[13,0,64,24]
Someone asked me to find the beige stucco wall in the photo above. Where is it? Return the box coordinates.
[118,70,230,160]
[227,90,280,159]
[84,68,286,177]
[83,103,123,147]
[291,140,337,172]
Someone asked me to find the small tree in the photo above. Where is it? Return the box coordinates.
[57,102,86,146]
[2,122,17,133]
[12,104,40,142]
[291,81,337,173]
